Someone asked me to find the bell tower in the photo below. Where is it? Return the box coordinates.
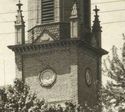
[8,0,108,111]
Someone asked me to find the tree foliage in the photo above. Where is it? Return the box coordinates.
[102,46,125,111]
[0,78,90,112]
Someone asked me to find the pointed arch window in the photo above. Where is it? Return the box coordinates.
[42,0,54,23]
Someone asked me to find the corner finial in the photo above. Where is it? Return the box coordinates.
[92,5,102,32]
[16,0,23,11]
[93,5,100,16]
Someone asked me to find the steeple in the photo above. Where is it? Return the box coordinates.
[15,0,25,45]
[92,6,102,48]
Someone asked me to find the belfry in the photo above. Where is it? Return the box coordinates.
[8,0,108,111]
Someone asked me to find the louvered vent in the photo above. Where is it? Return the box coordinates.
[42,0,54,23]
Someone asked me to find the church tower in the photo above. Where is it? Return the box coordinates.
[8,0,108,111]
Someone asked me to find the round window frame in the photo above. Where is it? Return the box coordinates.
[39,69,57,87]
[85,68,93,86]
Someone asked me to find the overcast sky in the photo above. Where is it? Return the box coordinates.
[0,0,125,86]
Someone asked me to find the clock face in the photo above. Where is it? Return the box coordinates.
[85,68,92,86]
[39,69,56,87]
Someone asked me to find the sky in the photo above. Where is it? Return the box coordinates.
[0,0,125,86]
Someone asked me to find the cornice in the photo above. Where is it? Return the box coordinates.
[28,22,69,32]
[8,39,108,55]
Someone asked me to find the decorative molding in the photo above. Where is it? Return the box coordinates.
[8,39,108,56]
[28,22,70,42]
[39,69,57,87]
[33,29,56,43]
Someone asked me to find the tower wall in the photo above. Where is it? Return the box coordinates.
[16,45,79,103]
[28,0,38,30]
[28,0,74,30]
[15,43,101,110]
[77,46,99,108]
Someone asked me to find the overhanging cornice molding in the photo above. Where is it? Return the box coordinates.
[8,39,108,55]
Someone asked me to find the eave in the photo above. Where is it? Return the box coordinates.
[8,39,108,56]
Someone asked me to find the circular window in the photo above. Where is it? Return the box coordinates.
[85,68,92,86]
[39,69,56,87]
